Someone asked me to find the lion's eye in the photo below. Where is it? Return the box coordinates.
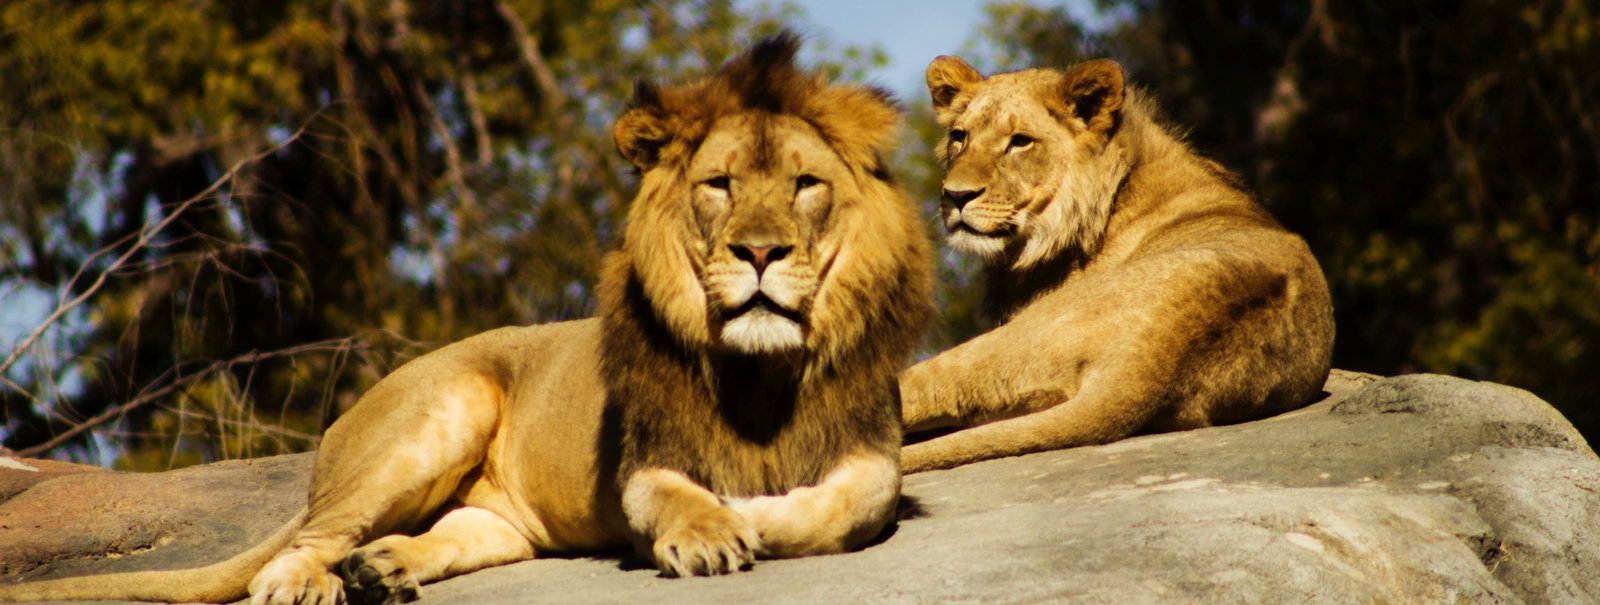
[949,130,968,144]
[1009,134,1034,149]
[704,175,731,191]
[795,174,822,191]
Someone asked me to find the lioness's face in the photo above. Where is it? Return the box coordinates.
[926,57,1127,267]
[689,114,849,355]
[935,76,1083,260]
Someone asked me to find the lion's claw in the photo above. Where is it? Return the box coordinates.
[339,546,421,605]
[249,550,345,605]
[653,507,760,577]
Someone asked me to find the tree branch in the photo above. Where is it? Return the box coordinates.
[15,334,372,458]
[495,0,567,111]
[458,61,494,168]
[0,127,308,382]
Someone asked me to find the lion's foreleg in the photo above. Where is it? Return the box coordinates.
[724,452,899,557]
[622,468,760,577]
[339,506,534,605]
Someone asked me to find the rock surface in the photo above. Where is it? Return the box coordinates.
[2,371,1596,603]
[0,455,308,581]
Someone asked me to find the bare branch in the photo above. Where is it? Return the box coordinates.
[15,334,377,458]
[496,0,567,110]
[1442,73,1503,222]
[0,127,309,382]
[458,62,494,168]
[413,78,481,220]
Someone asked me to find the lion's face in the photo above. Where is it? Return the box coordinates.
[926,56,1130,269]
[689,114,847,354]
[611,60,931,363]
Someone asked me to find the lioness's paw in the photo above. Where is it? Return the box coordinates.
[340,546,421,605]
[653,506,760,577]
[249,551,344,605]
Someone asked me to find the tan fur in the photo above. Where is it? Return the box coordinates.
[0,35,933,604]
[900,56,1334,473]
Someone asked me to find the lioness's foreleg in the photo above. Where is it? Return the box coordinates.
[622,468,761,577]
[724,452,899,557]
[340,506,533,605]
[901,374,1164,473]
[899,319,1084,434]
[250,370,504,605]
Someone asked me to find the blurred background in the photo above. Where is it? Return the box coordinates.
[2,0,1595,469]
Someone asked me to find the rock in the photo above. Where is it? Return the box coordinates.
[2,371,1595,603]
[0,455,309,581]
[0,457,104,505]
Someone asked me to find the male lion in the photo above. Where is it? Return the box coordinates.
[898,56,1334,473]
[1,35,933,604]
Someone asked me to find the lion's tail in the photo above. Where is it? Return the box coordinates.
[0,507,306,603]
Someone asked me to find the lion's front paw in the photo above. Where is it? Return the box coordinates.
[653,506,761,577]
[249,550,344,605]
[340,545,421,605]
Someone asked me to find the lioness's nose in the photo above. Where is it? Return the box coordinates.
[730,243,791,277]
[943,187,985,210]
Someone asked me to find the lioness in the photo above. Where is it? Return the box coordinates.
[0,35,933,604]
[899,56,1334,473]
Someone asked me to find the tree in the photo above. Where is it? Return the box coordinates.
[0,0,828,468]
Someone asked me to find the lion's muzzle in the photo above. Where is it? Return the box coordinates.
[712,241,810,354]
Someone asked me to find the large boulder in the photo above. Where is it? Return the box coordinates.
[0,454,308,581]
[3,371,1596,603]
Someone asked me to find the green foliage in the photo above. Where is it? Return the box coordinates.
[0,0,819,468]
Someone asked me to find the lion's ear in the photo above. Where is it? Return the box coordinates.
[1060,59,1125,135]
[925,55,982,113]
[614,80,672,170]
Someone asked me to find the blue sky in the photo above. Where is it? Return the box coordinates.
[767,0,1099,99]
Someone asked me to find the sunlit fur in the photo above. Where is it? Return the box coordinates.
[900,55,1335,473]
[929,58,1129,272]
[721,311,805,353]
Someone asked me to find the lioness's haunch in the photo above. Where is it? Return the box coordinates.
[0,34,933,605]
[900,56,1334,472]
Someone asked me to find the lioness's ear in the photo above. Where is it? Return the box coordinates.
[1061,59,1125,135]
[614,80,671,170]
[925,55,982,112]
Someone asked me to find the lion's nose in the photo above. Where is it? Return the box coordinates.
[730,243,791,277]
[942,187,985,210]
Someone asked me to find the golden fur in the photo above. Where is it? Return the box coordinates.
[900,56,1334,473]
[0,35,933,604]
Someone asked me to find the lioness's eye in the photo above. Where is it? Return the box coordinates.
[949,130,968,143]
[704,175,731,191]
[795,174,822,191]
[1009,134,1034,149]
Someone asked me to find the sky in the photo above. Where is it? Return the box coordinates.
[765,0,1100,99]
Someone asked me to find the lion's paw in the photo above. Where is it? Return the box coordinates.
[653,506,761,577]
[249,550,344,605]
[340,545,421,605]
